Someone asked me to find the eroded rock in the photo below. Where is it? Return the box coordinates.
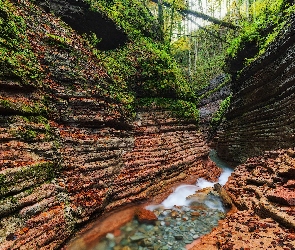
[190,148,295,249]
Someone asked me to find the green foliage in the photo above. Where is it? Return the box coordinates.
[171,24,229,92]
[210,94,232,132]
[0,0,42,85]
[85,0,162,40]
[84,32,102,47]
[97,37,194,102]
[80,0,195,120]
[45,33,72,49]
[227,0,293,64]
[136,97,199,122]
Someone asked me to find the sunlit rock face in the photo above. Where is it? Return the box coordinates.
[216,14,295,163]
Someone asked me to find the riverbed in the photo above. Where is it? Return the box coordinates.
[68,150,233,250]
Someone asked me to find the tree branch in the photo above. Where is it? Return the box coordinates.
[185,15,229,44]
[150,0,237,30]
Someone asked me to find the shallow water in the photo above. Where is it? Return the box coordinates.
[92,150,233,250]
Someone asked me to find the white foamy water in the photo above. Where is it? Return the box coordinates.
[161,185,199,208]
[146,150,233,211]
[196,165,232,189]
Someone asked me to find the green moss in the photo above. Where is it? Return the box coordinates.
[19,129,37,141]
[0,98,47,116]
[13,116,54,142]
[210,94,232,133]
[45,33,72,49]
[21,103,47,116]
[198,75,231,101]
[0,0,42,85]
[0,174,6,186]
[136,97,199,122]
[0,174,8,196]
[0,99,11,108]
[0,162,59,197]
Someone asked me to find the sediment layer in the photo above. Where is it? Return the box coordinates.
[216,14,295,163]
[191,149,295,249]
[0,2,220,248]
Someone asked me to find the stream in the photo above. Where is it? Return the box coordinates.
[86,150,233,250]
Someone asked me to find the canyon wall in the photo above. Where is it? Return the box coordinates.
[192,148,295,250]
[0,1,220,249]
[216,13,295,163]
[1,104,220,249]
[190,13,295,250]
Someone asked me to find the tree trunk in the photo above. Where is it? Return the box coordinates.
[168,0,176,47]
[158,0,164,32]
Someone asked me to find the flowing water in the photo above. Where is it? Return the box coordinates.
[91,150,233,250]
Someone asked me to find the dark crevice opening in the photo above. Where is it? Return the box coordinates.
[35,0,128,51]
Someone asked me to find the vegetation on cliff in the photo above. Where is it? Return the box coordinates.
[1,0,294,123]
[0,0,42,86]
[226,0,295,74]
[1,0,295,249]
[86,0,198,120]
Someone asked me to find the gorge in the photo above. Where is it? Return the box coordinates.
[1,0,295,249]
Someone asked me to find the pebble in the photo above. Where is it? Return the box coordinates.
[95,190,227,249]
[125,226,133,232]
[129,234,145,242]
[193,234,199,239]
[105,233,114,240]
[174,234,183,240]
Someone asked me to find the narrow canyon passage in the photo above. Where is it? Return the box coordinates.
[1,1,295,250]
[66,150,233,250]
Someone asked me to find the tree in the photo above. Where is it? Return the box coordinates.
[158,0,164,31]
[150,0,237,29]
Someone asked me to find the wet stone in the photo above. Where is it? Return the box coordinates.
[94,187,228,249]
[193,234,199,239]
[130,234,145,242]
[142,239,153,247]
[174,234,184,240]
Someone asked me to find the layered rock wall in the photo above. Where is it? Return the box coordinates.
[192,148,295,250]
[0,105,220,249]
[0,1,220,249]
[216,14,295,163]
[191,14,295,250]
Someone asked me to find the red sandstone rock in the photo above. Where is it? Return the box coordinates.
[190,211,201,217]
[190,148,295,249]
[284,180,295,188]
[189,210,295,250]
[267,187,295,206]
[134,207,157,224]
